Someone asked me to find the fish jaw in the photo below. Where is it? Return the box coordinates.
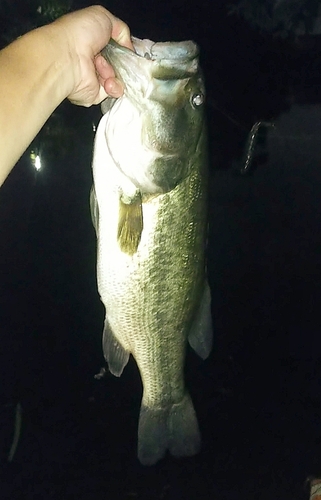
[101,38,206,195]
[102,38,199,103]
[103,96,166,195]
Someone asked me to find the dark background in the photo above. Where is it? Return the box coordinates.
[1,0,321,498]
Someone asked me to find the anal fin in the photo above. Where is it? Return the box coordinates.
[102,317,129,377]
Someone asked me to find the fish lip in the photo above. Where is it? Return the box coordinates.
[104,37,199,64]
[101,37,200,91]
[131,37,199,62]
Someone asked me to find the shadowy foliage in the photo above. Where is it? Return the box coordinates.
[0,0,72,47]
[229,0,321,37]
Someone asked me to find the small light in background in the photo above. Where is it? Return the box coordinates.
[92,122,96,132]
[34,155,41,171]
[30,150,42,171]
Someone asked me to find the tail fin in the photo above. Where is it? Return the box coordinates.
[137,393,201,465]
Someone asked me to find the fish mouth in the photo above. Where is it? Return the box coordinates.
[106,37,199,61]
[132,37,199,63]
[101,37,200,80]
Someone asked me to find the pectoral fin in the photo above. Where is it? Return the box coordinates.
[102,317,129,377]
[117,193,143,255]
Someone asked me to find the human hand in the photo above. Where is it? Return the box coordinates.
[52,5,133,107]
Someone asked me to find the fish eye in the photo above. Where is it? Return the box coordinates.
[191,92,204,109]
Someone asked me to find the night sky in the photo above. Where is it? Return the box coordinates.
[1,1,321,499]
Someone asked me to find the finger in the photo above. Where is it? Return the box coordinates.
[96,84,109,104]
[97,73,124,98]
[95,57,124,97]
[107,13,134,50]
[70,83,109,107]
[104,77,124,98]
[95,54,115,80]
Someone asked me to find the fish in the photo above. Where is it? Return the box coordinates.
[90,36,212,465]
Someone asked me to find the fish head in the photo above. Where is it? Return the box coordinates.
[101,37,206,194]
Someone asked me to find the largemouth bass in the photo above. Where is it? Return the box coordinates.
[91,37,212,465]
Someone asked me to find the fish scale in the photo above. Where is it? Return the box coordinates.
[91,37,212,465]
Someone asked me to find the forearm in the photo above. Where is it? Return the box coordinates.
[0,6,132,186]
[0,24,72,185]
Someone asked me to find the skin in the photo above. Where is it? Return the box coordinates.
[0,5,133,186]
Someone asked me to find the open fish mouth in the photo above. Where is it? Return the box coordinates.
[102,37,200,80]
[131,37,199,62]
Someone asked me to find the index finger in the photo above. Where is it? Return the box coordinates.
[107,12,134,51]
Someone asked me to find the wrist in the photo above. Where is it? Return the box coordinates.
[0,23,75,182]
[28,23,76,103]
